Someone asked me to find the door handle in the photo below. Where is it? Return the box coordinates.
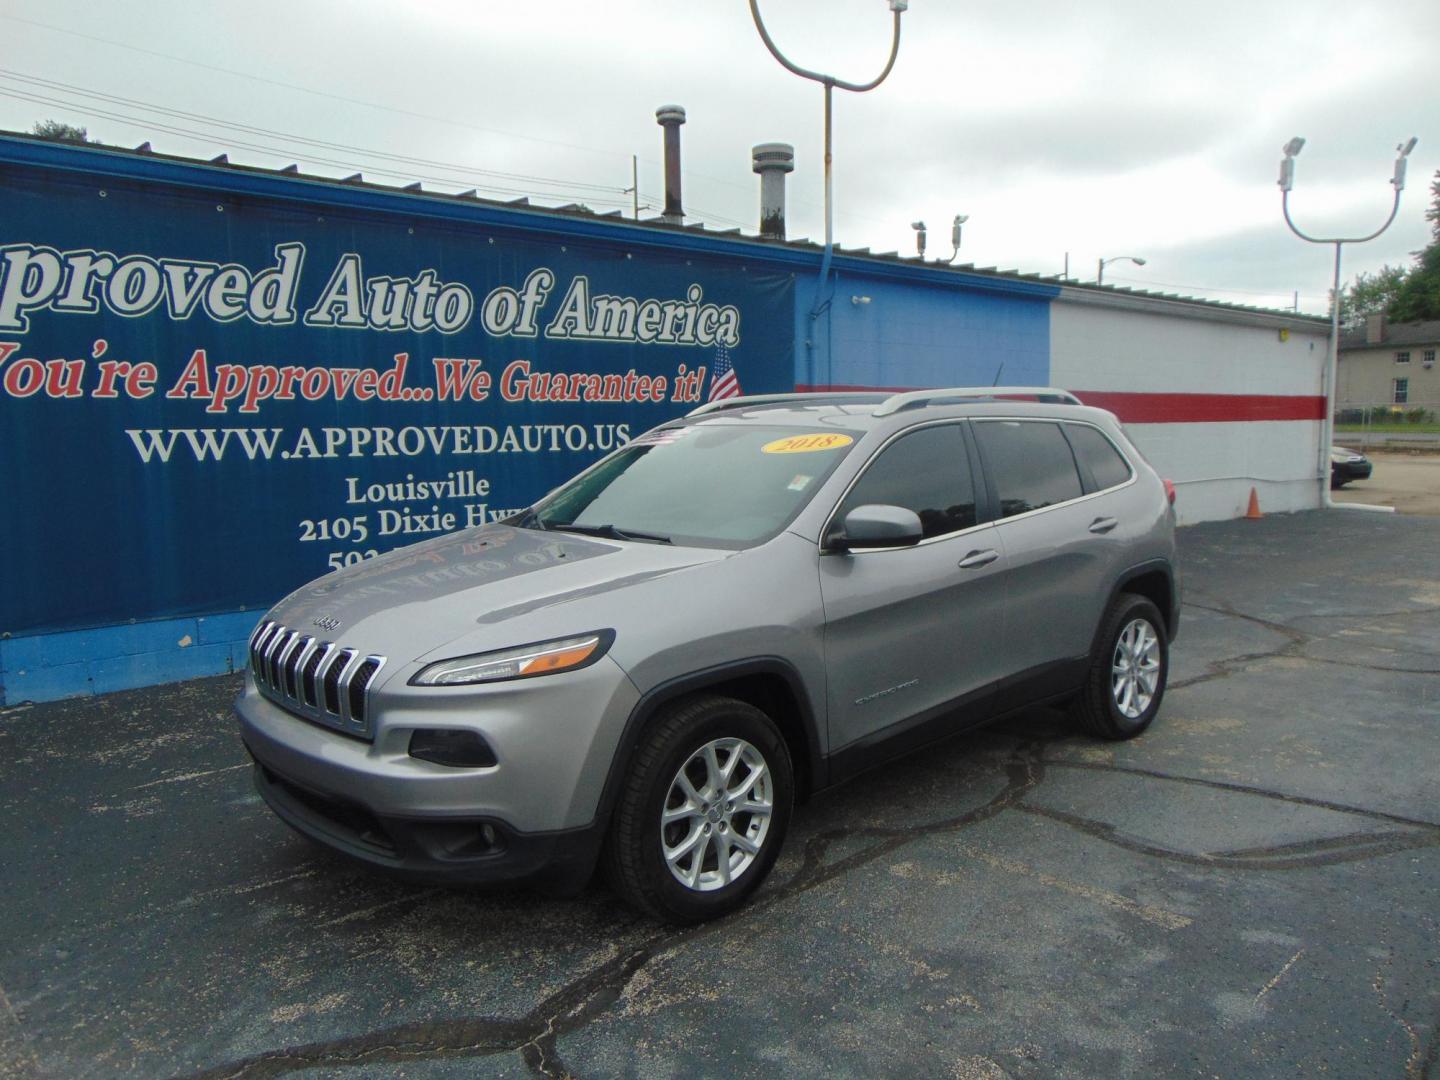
[958,548,999,569]
[1088,517,1119,534]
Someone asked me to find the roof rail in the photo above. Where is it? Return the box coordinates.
[873,386,1083,417]
[687,392,886,418]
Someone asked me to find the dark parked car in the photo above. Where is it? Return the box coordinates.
[1330,446,1372,488]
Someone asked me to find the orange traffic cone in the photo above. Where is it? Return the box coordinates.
[1245,487,1263,520]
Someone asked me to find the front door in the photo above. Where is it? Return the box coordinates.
[819,422,1008,757]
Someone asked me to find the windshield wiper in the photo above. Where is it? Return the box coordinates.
[550,523,672,544]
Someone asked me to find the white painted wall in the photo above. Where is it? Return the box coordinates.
[1050,297,1330,525]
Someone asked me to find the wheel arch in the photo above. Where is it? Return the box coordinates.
[596,659,825,831]
[1097,560,1180,651]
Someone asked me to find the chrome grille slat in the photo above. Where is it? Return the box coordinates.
[249,623,277,686]
[276,633,304,698]
[251,628,385,740]
[335,650,363,725]
[301,642,331,707]
[264,627,290,688]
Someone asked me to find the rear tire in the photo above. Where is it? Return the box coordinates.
[1073,593,1169,740]
[603,695,793,923]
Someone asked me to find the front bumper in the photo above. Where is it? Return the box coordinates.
[235,653,640,888]
[248,753,603,891]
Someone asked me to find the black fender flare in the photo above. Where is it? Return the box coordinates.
[1088,559,1180,661]
[594,656,826,832]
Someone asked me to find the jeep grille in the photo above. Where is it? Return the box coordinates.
[248,621,385,739]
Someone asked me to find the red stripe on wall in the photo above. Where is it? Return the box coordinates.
[1068,391,1325,423]
[793,385,1326,423]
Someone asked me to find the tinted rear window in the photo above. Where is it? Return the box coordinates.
[974,420,1084,518]
[1066,423,1133,491]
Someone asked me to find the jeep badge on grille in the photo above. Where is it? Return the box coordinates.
[312,615,341,631]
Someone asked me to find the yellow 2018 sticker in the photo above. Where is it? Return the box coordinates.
[762,433,855,454]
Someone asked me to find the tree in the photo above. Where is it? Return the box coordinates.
[1340,265,1409,327]
[1389,169,1440,323]
[31,120,94,144]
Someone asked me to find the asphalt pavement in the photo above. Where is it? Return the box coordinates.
[1,510,1438,1079]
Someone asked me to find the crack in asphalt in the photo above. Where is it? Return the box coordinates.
[1040,760,1440,831]
[1173,598,1439,687]
[176,721,1440,1080]
[174,748,1047,1080]
[1017,803,1440,870]
[166,592,1440,1079]
[1373,945,1426,1080]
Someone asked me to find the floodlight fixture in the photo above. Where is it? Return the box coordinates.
[946,214,969,263]
[911,220,927,257]
[1278,136,1306,192]
[1393,136,1418,191]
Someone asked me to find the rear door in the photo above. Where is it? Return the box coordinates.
[971,418,1134,704]
[819,422,1008,757]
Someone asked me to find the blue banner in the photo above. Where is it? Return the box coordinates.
[0,161,795,635]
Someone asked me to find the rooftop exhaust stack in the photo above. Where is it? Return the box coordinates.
[656,105,686,224]
[752,143,795,240]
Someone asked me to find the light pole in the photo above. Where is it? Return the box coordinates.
[1279,135,1417,508]
[749,0,908,336]
[1097,255,1146,285]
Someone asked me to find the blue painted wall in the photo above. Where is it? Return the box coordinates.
[795,267,1052,391]
[0,135,1057,705]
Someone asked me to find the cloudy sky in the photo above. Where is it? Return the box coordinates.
[2,0,1436,316]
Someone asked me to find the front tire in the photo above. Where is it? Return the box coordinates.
[1073,593,1169,740]
[603,695,793,923]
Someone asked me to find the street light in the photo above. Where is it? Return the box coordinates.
[1278,134,1417,509]
[749,0,908,361]
[946,214,968,264]
[749,0,907,259]
[911,220,927,257]
[1097,255,1146,285]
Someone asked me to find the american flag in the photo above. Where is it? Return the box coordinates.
[708,344,742,401]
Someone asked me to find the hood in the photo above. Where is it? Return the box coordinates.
[265,523,730,664]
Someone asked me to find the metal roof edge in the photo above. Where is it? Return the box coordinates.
[1055,283,1329,330]
[0,133,1061,300]
[5,134,1321,319]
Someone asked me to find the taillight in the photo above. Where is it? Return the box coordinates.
[1163,478,1176,505]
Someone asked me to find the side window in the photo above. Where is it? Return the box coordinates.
[1065,423,1133,491]
[835,424,977,540]
[974,420,1084,518]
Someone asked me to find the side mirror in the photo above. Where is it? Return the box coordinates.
[827,504,924,551]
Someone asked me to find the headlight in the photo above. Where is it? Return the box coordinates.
[410,631,613,686]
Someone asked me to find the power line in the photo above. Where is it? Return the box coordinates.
[0,13,892,232]
[1105,273,1328,302]
[0,13,632,162]
[0,86,634,208]
[0,68,631,196]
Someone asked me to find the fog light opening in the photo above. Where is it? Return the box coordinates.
[408,728,498,768]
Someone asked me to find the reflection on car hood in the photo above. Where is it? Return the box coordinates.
[266,524,729,661]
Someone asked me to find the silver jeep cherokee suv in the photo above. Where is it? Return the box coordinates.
[237,387,1180,922]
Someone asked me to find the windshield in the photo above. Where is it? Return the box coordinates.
[527,424,860,548]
